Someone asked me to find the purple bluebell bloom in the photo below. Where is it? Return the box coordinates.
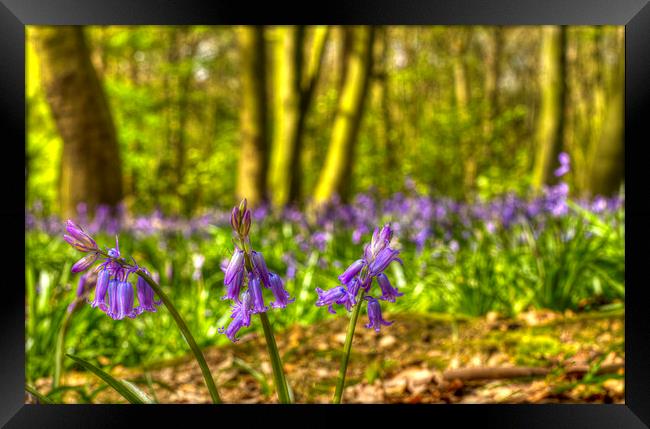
[218,200,294,343]
[364,296,393,332]
[109,281,137,320]
[338,259,365,285]
[90,269,111,311]
[376,273,404,303]
[268,273,295,309]
[554,152,571,177]
[222,269,244,301]
[63,220,159,320]
[218,291,253,342]
[135,270,162,314]
[251,251,271,287]
[224,250,245,285]
[368,247,401,277]
[315,223,403,333]
[315,286,349,314]
[248,274,268,314]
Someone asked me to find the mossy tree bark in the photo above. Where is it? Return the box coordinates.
[586,27,624,196]
[483,26,504,150]
[237,26,270,207]
[269,26,329,207]
[452,28,477,194]
[532,26,567,190]
[33,26,123,219]
[314,26,375,204]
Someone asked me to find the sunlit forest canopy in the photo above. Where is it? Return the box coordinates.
[26,25,624,217]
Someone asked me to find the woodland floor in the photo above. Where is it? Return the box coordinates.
[29,309,625,404]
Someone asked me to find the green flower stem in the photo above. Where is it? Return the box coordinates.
[237,237,292,404]
[53,300,78,389]
[259,312,292,403]
[135,269,222,404]
[333,290,365,404]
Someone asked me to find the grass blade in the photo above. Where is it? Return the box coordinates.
[66,354,145,404]
[25,385,55,404]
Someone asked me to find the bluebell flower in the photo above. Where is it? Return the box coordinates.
[364,296,393,332]
[315,223,403,333]
[315,286,349,314]
[63,220,160,321]
[135,269,162,314]
[218,291,253,342]
[219,200,294,343]
[376,273,404,303]
[338,259,365,285]
[269,273,295,309]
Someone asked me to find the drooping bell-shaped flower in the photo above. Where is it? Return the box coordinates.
[90,269,111,311]
[136,272,162,314]
[224,250,245,285]
[110,281,137,320]
[218,291,253,342]
[376,273,404,303]
[222,269,244,301]
[248,273,268,314]
[364,296,393,332]
[268,272,295,309]
[338,259,365,285]
[315,286,349,314]
[368,247,401,277]
[251,251,270,287]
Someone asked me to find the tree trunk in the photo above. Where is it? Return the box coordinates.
[374,26,397,194]
[452,28,476,194]
[586,27,624,196]
[33,26,123,219]
[289,26,329,204]
[237,26,269,206]
[313,26,375,204]
[269,26,303,207]
[532,26,567,190]
[483,26,504,146]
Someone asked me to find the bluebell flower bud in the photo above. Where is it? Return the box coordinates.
[63,220,98,252]
[71,253,99,273]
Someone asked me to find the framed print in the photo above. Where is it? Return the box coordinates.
[2,0,649,427]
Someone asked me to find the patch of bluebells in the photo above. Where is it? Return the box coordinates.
[315,224,403,333]
[29,151,623,261]
[218,199,295,342]
[63,220,161,320]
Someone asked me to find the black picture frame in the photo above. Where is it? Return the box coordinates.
[3,0,649,427]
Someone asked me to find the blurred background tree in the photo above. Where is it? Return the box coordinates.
[26,25,625,216]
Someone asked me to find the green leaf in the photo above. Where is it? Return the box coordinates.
[25,384,55,404]
[66,354,148,404]
[121,380,157,404]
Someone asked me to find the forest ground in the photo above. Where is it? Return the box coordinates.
[29,309,624,404]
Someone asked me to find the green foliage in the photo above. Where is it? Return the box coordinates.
[25,203,623,384]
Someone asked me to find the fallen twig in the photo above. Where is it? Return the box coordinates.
[443,363,624,382]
